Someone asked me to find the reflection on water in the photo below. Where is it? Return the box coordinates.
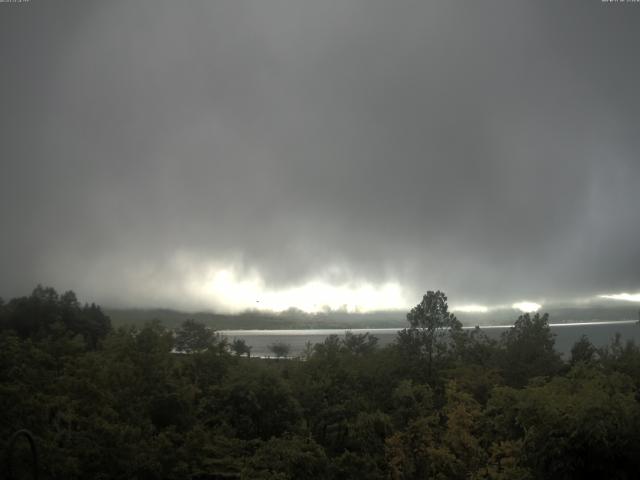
[220,320,640,358]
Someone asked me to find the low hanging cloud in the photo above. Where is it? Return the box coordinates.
[1,1,639,311]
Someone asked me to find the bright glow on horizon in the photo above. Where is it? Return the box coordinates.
[188,267,408,313]
[512,301,541,312]
[452,304,489,313]
[600,292,640,302]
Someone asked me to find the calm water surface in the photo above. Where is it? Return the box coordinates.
[220,320,640,358]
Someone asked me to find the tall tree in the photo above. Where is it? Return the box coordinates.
[397,291,463,380]
[174,319,217,353]
[500,313,562,387]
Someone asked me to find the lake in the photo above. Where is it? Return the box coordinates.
[221,320,640,358]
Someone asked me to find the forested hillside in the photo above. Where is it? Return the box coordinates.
[2,287,640,479]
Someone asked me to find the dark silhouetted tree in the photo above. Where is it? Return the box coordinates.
[269,341,291,359]
[231,338,252,357]
[343,331,378,356]
[570,335,597,366]
[174,319,217,353]
[0,286,110,349]
[396,291,463,380]
[500,312,562,387]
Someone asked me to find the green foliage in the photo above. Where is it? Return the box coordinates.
[174,319,220,353]
[0,285,110,349]
[499,312,563,387]
[455,326,500,367]
[570,334,598,365]
[391,380,434,426]
[313,334,342,361]
[231,337,252,357]
[396,291,463,381]
[490,366,640,478]
[473,440,532,480]
[386,380,488,480]
[214,365,303,440]
[3,286,640,479]
[268,341,291,359]
[598,334,640,385]
[241,434,329,479]
[342,331,378,356]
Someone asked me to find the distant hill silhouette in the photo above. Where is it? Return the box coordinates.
[105,304,639,330]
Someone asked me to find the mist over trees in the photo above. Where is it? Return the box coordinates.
[2,286,640,478]
[0,285,111,349]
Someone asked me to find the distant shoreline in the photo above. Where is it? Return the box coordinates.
[219,319,639,335]
[107,305,640,331]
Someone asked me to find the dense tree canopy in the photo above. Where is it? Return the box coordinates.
[2,287,640,479]
[0,285,110,348]
[174,318,221,353]
[499,312,563,387]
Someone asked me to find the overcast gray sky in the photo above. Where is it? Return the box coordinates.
[1,0,639,312]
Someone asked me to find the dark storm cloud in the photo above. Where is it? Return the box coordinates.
[1,0,639,309]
